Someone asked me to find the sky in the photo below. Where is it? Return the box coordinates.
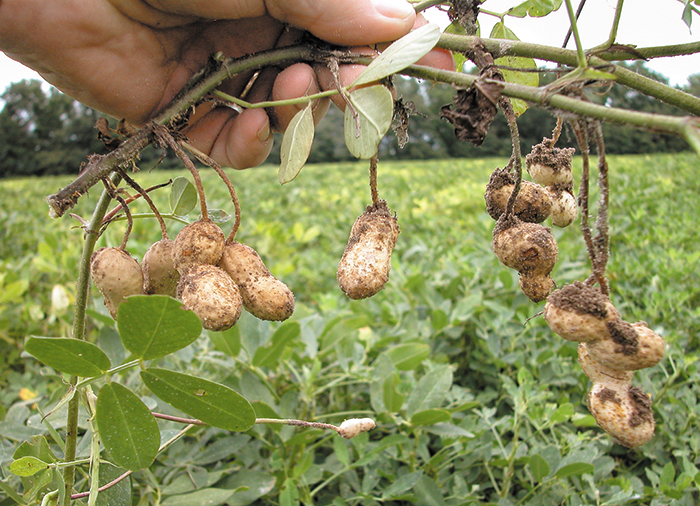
[0,0,697,98]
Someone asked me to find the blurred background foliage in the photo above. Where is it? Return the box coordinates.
[1,148,699,504]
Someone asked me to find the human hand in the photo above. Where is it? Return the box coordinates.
[0,0,454,169]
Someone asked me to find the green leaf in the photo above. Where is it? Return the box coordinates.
[444,22,468,72]
[206,208,232,224]
[554,462,595,478]
[382,471,424,499]
[333,434,350,466]
[660,461,676,488]
[551,402,574,423]
[161,488,235,506]
[406,366,453,417]
[352,23,441,87]
[208,325,241,358]
[383,372,405,413]
[13,435,58,463]
[410,409,451,426]
[529,454,550,481]
[10,456,50,477]
[344,85,394,159]
[141,368,255,432]
[96,463,131,506]
[117,295,202,360]
[384,343,430,371]
[279,103,315,185]
[490,22,539,116]
[96,382,160,472]
[24,336,111,377]
[413,475,446,506]
[508,0,562,17]
[252,321,301,368]
[682,1,693,29]
[169,177,198,216]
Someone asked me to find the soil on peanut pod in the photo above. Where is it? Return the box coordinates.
[547,281,612,318]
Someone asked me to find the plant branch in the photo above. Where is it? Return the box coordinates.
[62,173,122,506]
[564,0,588,67]
[45,35,700,219]
[47,45,316,218]
[436,34,700,116]
[401,63,700,151]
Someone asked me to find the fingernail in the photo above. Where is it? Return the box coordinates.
[372,0,415,20]
[257,121,271,143]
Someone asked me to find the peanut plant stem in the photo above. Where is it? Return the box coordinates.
[436,34,700,116]
[62,173,122,506]
[402,63,700,148]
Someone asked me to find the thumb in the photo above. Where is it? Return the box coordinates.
[267,0,417,45]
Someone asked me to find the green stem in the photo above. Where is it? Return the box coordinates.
[607,0,624,47]
[212,88,339,110]
[412,0,447,13]
[436,34,700,116]
[61,173,121,506]
[75,359,141,389]
[403,63,698,138]
[564,0,588,67]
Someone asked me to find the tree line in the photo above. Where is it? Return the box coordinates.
[0,62,698,179]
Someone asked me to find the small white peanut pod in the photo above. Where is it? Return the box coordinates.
[338,418,376,439]
[525,144,575,187]
[546,186,578,228]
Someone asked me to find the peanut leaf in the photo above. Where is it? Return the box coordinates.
[169,177,197,216]
[279,103,314,185]
[344,85,394,159]
[508,0,563,17]
[117,295,202,361]
[141,368,255,432]
[491,22,539,115]
[96,382,160,472]
[352,23,441,87]
[24,336,111,377]
[10,456,50,477]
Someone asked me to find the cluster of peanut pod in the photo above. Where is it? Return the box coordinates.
[486,138,665,447]
[544,282,665,447]
[91,195,400,331]
[90,219,294,331]
[486,139,577,302]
